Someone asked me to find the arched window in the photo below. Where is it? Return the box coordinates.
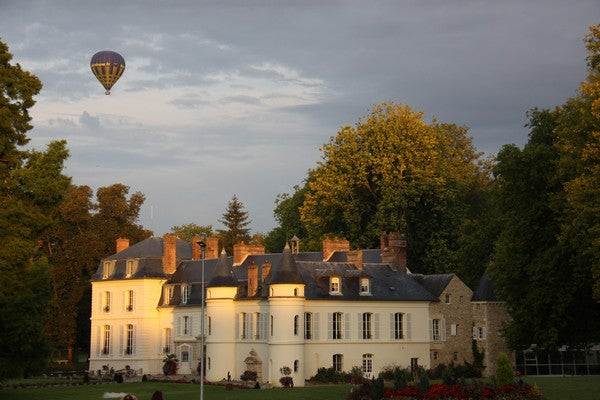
[294,360,299,372]
[270,315,274,336]
[294,315,299,336]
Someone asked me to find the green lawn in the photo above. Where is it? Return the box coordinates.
[525,376,600,400]
[1,376,599,400]
[0,382,352,400]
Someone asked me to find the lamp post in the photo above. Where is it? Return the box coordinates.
[197,239,206,400]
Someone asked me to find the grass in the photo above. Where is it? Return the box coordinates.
[525,376,600,400]
[1,376,599,400]
[0,382,353,400]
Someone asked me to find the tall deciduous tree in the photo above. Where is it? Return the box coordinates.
[41,184,151,361]
[300,102,484,275]
[218,195,251,254]
[0,39,71,378]
[170,223,214,242]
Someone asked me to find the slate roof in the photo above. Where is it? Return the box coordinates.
[409,274,454,297]
[326,249,382,263]
[207,250,238,287]
[266,245,305,285]
[471,272,500,301]
[91,236,192,281]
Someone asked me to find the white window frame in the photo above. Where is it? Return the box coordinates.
[182,285,189,304]
[125,259,135,278]
[125,324,134,355]
[333,354,343,372]
[394,312,404,339]
[359,277,370,295]
[183,316,191,336]
[362,313,372,339]
[164,328,172,353]
[332,312,342,339]
[102,261,113,279]
[102,325,111,355]
[330,276,341,295]
[103,291,111,313]
[240,312,247,339]
[362,353,373,376]
[126,290,134,311]
[304,312,313,340]
[432,319,440,341]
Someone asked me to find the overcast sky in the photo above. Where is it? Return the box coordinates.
[1,1,598,237]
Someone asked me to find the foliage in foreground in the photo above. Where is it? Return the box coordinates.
[382,381,545,400]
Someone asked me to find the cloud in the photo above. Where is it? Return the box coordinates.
[79,111,101,131]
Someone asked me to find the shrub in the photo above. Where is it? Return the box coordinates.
[254,381,261,389]
[417,371,430,393]
[279,377,293,387]
[142,374,148,382]
[496,352,515,387]
[240,370,257,381]
[349,365,366,384]
[309,367,350,383]
[393,367,411,390]
[372,377,385,400]
[114,373,123,383]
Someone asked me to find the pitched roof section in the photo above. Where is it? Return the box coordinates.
[471,271,500,301]
[409,273,454,297]
[267,244,305,285]
[207,250,238,287]
[91,236,192,280]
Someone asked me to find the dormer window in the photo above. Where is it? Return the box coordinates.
[125,259,136,278]
[330,276,341,295]
[102,261,114,279]
[360,277,371,295]
[182,285,189,304]
[164,286,173,304]
[445,293,451,304]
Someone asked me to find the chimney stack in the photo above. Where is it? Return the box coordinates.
[380,231,407,272]
[322,237,350,261]
[192,235,203,260]
[247,261,259,296]
[347,249,363,270]
[233,241,265,265]
[162,234,177,274]
[116,237,130,253]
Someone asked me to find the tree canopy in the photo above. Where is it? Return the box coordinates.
[170,223,214,242]
[300,102,486,275]
[0,39,71,378]
[217,195,252,254]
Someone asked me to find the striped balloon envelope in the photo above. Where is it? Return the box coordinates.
[90,51,125,95]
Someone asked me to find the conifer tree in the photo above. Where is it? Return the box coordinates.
[218,195,252,254]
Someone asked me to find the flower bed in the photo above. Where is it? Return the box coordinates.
[384,382,545,400]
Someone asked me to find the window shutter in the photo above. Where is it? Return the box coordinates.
[261,313,268,340]
[159,330,164,354]
[389,313,394,339]
[189,316,193,336]
[406,313,412,340]
[482,327,487,339]
[314,313,320,340]
[358,313,363,339]
[344,313,350,340]
[374,313,380,339]
[95,326,100,356]
[473,327,477,339]
[131,291,135,311]
[122,291,126,312]
[109,325,113,355]
[327,313,333,340]
[176,317,181,336]
[132,325,136,355]
[441,319,447,341]
[248,314,253,340]
[429,319,433,341]
[235,313,239,340]
[119,325,124,355]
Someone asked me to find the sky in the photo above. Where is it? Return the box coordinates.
[1,1,598,237]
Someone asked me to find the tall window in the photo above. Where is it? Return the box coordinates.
[294,360,299,372]
[332,312,342,339]
[182,285,189,304]
[362,313,372,339]
[164,328,171,353]
[360,278,370,294]
[208,316,212,336]
[431,319,440,341]
[330,277,341,294]
[165,286,173,304]
[183,316,190,335]
[445,293,451,304]
[125,324,134,355]
[304,312,313,339]
[294,315,299,336]
[270,315,274,336]
[102,325,111,355]
[102,261,112,279]
[394,313,404,339]
[103,291,111,312]
[362,354,373,375]
[253,312,260,339]
[240,313,247,339]
[126,290,134,311]
[182,349,189,363]
[333,354,343,372]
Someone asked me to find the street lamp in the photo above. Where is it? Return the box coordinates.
[197,239,206,400]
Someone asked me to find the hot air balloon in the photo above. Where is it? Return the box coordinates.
[90,50,125,95]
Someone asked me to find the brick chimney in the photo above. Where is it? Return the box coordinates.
[347,249,363,270]
[381,231,407,272]
[206,237,219,259]
[192,235,203,260]
[233,241,265,265]
[261,260,271,282]
[247,261,259,296]
[162,234,177,274]
[116,237,130,253]
[322,237,350,261]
